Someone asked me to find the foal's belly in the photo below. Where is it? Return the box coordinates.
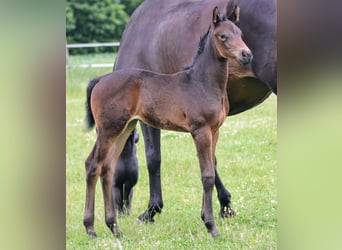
[138,109,191,133]
[138,106,226,134]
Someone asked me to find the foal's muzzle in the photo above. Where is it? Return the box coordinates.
[239,50,253,65]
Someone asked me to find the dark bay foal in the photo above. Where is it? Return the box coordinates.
[84,6,252,237]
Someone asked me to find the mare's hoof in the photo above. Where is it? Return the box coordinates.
[135,218,142,224]
[135,217,155,225]
[136,214,155,224]
[219,206,236,218]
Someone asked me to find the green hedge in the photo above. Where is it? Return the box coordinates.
[66,0,143,54]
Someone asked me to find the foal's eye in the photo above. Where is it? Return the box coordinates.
[218,34,228,42]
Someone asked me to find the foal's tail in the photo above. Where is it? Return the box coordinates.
[85,76,101,129]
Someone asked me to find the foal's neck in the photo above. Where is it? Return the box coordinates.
[190,31,229,92]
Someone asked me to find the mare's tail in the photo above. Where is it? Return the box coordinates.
[85,76,101,129]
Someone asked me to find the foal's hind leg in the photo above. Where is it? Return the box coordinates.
[84,143,100,238]
[84,129,127,238]
[100,120,138,236]
[84,136,118,238]
[100,151,121,236]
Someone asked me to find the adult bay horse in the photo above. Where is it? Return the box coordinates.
[84,6,252,237]
[113,0,276,223]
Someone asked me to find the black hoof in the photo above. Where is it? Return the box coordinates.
[136,217,155,224]
[137,212,155,224]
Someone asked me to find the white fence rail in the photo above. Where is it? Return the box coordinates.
[66,42,120,48]
[66,42,120,68]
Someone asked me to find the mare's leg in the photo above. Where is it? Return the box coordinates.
[137,123,163,223]
[215,163,236,218]
[210,130,236,218]
[113,181,135,215]
[122,182,135,215]
[112,129,139,215]
[121,131,139,215]
[112,183,124,214]
[191,127,219,237]
[208,126,235,218]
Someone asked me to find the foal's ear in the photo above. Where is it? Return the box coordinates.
[227,5,240,24]
[212,6,221,26]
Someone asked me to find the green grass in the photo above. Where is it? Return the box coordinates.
[66,53,277,249]
[67,52,117,67]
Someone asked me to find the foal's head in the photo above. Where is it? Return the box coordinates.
[211,6,252,65]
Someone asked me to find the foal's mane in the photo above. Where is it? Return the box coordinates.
[183,26,211,70]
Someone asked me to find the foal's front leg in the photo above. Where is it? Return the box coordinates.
[191,126,218,237]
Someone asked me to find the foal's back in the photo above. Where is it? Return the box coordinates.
[92,68,204,133]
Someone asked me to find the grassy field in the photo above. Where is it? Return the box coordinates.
[66,53,277,249]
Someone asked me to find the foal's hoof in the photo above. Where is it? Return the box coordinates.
[219,206,236,218]
[110,224,123,238]
[114,229,123,238]
[87,231,97,239]
[210,229,220,238]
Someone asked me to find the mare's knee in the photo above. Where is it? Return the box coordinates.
[146,150,161,173]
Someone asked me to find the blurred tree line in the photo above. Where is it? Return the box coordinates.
[66,0,143,54]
